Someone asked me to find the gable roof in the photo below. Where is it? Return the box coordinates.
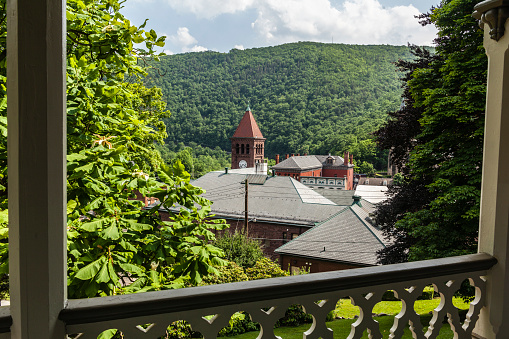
[232,110,264,139]
[188,171,345,226]
[272,155,351,171]
[275,203,386,266]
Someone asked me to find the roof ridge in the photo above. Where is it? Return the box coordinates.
[350,205,385,248]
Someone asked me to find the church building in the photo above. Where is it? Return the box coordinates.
[230,106,267,172]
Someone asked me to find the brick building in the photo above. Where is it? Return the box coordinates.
[272,153,355,190]
[151,170,385,273]
[230,106,266,171]
[276,200,387,273]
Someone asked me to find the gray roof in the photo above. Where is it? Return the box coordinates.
[272,155,323,171]
[272,154,354,171]
[314,155,349,168]
[188,172,345,226]
[275,204,385,266]
[311,188,355,205]
[354,185,389,204]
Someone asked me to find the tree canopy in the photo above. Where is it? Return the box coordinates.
[374,0,486,263]
[0,0,228,299]
[145,43,415,170]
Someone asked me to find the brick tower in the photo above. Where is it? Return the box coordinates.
[231,106,265,169]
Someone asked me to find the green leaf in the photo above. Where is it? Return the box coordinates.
[96,261,110,283]
[80,218,107,232]
[102,224,120,240]
[75,257,106,280]
[119,263,144,275]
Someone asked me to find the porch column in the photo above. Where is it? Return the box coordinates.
[474,1,509,337]
[7,0,67,337]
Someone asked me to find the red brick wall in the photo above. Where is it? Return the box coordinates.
[280,254,365,273]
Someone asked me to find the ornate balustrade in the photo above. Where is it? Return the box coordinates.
[46,253,494,339]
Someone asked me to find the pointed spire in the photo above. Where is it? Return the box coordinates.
[232,106,264,139]
[246,101,251,112]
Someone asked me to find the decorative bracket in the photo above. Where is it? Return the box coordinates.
[473,0,509,41]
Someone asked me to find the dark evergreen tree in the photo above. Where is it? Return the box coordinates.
[374,0,487,263]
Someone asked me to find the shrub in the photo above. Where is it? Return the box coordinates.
[245,257,288,280]
[200,261,248,285]
[213,231,264,269]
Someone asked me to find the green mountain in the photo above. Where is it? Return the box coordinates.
[145,42,414,169]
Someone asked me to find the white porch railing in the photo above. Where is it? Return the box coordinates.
[16,253,487,338]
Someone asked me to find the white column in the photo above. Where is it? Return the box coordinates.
[7,0,67,337]
[475,4,509,337]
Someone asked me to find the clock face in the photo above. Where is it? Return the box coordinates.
[239,160,247,168]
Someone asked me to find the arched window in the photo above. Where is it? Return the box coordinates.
[241,144,245,154]
[246,144,250,154]
[236,143,239,154]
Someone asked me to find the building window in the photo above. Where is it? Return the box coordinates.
[334,174,337,177]
[241,144,245,154]
[236,143,239,154]
[246,144,250,154]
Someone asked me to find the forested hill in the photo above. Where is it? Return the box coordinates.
[145,42,414,166]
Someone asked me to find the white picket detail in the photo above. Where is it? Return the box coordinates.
[65,270,488,339]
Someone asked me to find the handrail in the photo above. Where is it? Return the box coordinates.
[59,252,497,326]
[0,307,11,333]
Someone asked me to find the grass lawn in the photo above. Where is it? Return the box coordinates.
[220,297,471,339]
[223,314,454,339]
[335,297,470,318]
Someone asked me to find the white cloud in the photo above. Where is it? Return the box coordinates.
[163,49,174,55]
[233,44,245,50]
[169,27,198,47]
[164,0,436,46]
[184,45,209,52]
[169,27,209,53]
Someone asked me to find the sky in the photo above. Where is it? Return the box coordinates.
[120,0,440,54]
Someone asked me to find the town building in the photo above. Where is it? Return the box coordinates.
[272,153,355,190]
[276,199,386,273]
[230,106,267,173]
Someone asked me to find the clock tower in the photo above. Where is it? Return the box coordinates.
[231,105,265,169]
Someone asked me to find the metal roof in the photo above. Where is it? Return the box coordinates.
[190,172,344,226]
[275,205,386,266]
[354,185,389,204]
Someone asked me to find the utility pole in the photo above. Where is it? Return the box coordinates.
[244,178,249,236]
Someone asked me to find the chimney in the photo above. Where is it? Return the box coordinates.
[291,153,295,157]
[353,195,361,205]
[286,154,289,159]
[276,154,280,164]
[350,154,353,164]
[344,151,349,166]
[297,153,300,157]
[304,153,308,156]
[225,167,228,174]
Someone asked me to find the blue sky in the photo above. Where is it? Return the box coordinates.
[121,0,441,54]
